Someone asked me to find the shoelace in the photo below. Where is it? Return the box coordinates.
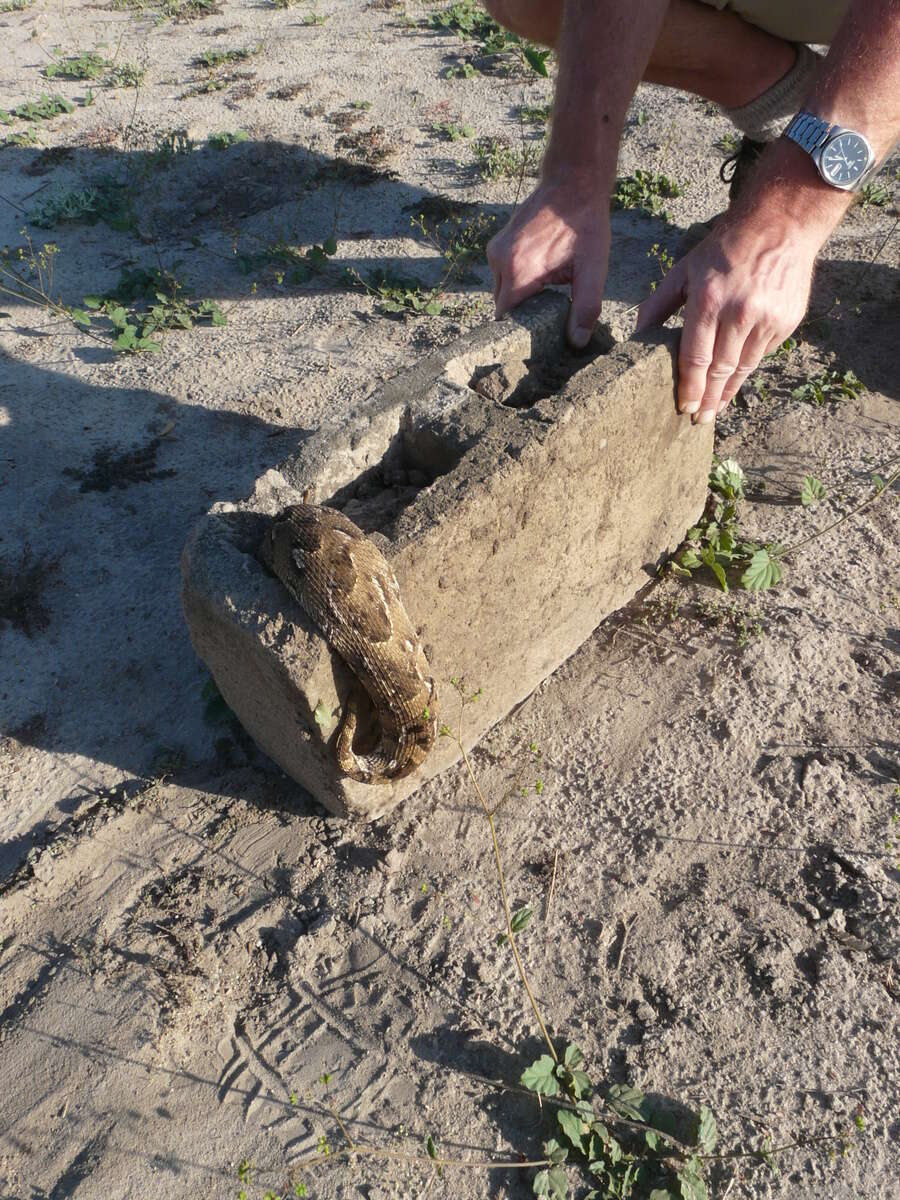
[719,137,767,184]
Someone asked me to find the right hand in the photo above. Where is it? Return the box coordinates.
[486,174,611,348]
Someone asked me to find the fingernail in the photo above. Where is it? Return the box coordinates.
[566,326,591,350]
[694,408,716,425]
[680,400,701,414]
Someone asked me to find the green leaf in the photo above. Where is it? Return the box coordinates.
[498,903,533,944]
[569,1069,592,1099]
[709,457,746,500]
[607,1083,647,1122]
[69,308,92,327]
[557,1108,585,1151]
[425,1134,437,1160]
[680,548,701,570]
[543,1137,567,1165]
[740,547,783,591]
[701,545,728,592]
[322,235,337,256]
[83,295,103,309]
[523,44,550,76]
[522,1054,560,1097]
[645,1130,660,1150]
[696,1105,717,1154]
[677,1160,708,1200]
[649,1191,676,1200]
[114,329,137,351]
[313,699,333,729]
[533,1165,567,1199]
[871,473,885,493]
[800,475,826,506]
[423,299,444,315]
[563,1044,583,1069]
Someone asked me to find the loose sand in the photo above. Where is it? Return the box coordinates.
[1,2,898,1197]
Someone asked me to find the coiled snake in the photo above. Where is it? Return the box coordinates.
[260,504,438,784]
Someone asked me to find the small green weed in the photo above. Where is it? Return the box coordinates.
[518,102,551,125]
[260,235,337,285]
[73,267,226,353]
[613,170,682,220]
[3,128,39,147]
[26,178,134,230]
[0,0,34,10]
[147,128,194,164]
[472,135,542,181]
[520,1050,719,1200]
[857,181,891,208]
[208,129,249,149]
[695,597,764,648]
[409,208,496,283]
[646,241,673,290]
[767,335,797,361]
[800,475,827,507]
[673,457,785,592]
[715,131,740,155]
[0,94,74,124]
[300,9,327,24]
[27,186,104,228]
[43,51,111,81]
[445,61,479,79]
[674,455,899,595]
[431,119,474,141]
[193,45,259,70]
[107,62,146,88]
[110,0,221,18]
[431,1,550,75]
[347,267,445,316]
[791,369,863,406]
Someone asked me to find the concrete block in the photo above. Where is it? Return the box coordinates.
[181,293,713,818]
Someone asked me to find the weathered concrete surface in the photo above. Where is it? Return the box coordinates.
[181,293,714,818]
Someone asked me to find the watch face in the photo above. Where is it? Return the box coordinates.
[820,132,870,187]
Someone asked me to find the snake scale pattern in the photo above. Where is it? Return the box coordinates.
[260,503,438,784]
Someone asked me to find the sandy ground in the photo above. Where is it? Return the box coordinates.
[1,2,899,1198]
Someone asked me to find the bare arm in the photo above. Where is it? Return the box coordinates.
[543,0,667,184]
[488,0,669,345]
[638,0,900,421]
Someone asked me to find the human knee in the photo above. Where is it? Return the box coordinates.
[481,0,515,30]
[481,0,561,44]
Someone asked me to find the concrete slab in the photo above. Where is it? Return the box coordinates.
[181,293,714,818]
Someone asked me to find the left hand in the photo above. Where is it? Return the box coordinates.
[635,213,819,422]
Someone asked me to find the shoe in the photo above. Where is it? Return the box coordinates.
[677,136,769,254]
[719,135,767,203]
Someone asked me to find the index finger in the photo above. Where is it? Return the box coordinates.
[496,273,546,319]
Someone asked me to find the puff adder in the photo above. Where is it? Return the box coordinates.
[260,504,438,784]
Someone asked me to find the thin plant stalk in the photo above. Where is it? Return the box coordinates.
[780,463,900,560]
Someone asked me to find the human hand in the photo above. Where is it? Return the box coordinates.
[487,175,612,348]
[636,214,818,422]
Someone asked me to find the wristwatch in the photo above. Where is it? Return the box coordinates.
[784,111,876,191]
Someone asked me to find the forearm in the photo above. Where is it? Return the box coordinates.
[543,0,668,186]
[736,0,900,246]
